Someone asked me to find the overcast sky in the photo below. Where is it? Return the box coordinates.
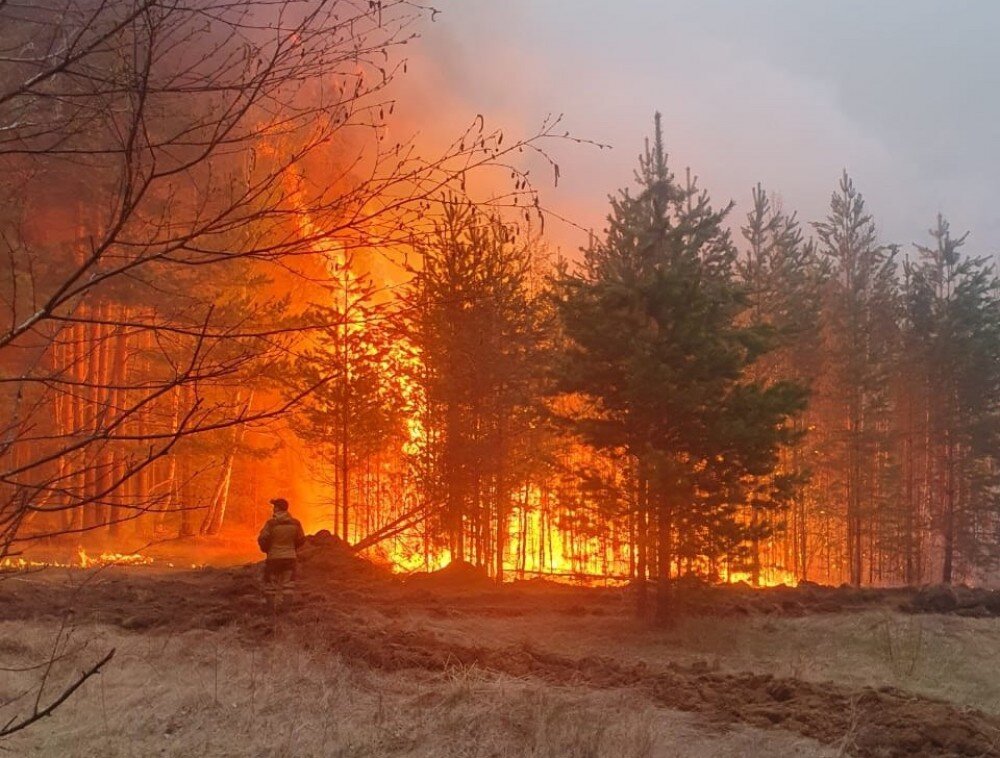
[400,0,1000,256]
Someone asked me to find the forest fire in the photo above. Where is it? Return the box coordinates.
[377,537,449,575]
[6,2,1000,756]
[0,557,75,571]
[76,549,153,569]
[1,549,153,571]
[376,507,629,583]
[0,0,845,600]
[2,0,998,615]
[725,569,799,588]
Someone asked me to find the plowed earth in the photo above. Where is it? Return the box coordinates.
[3,533,998,757]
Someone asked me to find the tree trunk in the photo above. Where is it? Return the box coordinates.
[494,420,507,584]
[341,438,350,545]
[655,492,673,625]
[941,432,956,584]
[635,457,649,618]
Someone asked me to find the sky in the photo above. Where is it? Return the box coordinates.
[397,0,1000,257]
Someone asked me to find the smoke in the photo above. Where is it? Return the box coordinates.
[409,0,1000,253]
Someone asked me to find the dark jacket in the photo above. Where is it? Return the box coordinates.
[257,511,306,560]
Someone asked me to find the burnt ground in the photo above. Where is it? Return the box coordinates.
[2,533,999,757]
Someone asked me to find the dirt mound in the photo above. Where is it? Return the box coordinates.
[297,530,387,581]
[909,584,1000,617]
[912,585,959,613]
[404,559,494,591]
[664,582,900,618]
[0,537,392,633]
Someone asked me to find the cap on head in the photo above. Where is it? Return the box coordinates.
[269,497,289,512]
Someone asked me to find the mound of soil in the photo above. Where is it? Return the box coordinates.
[297,530,388,582]
[662,581,908,618]
[909,584,1000,617]
[0,532,394,633]
[404,559,494,592]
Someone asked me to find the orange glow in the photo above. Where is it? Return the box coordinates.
[370,539,450,575]
[724,568,798,588]
[374,486,631,583]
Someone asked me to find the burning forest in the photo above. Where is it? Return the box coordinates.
[3,2,1000,756]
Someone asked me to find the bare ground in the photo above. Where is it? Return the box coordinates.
[1,538,999,757]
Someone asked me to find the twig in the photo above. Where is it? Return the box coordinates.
[0,648,115,738]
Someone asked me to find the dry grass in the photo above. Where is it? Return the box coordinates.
[0,620,835,757]
[405,608,1000,714]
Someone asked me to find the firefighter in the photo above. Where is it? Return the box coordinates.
[257,497,306,612]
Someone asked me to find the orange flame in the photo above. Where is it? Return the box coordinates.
[724,568,798,588]
[77,548,153,568]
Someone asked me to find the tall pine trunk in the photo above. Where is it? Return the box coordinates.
[941,428,956,584]
[635,457,649,617]
[655,491,673,624]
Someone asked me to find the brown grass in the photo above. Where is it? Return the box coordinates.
[0,620,835,757]
[397,608,1000,715]
[5,565,1000,756]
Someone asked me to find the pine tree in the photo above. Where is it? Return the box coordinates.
[291,254,405,544]
[897,260,932,584]
[813,172,899,586]
[402,199,544,575]
[738,184,826,583]
[905,216,1000,583]
[553,114,806,620]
